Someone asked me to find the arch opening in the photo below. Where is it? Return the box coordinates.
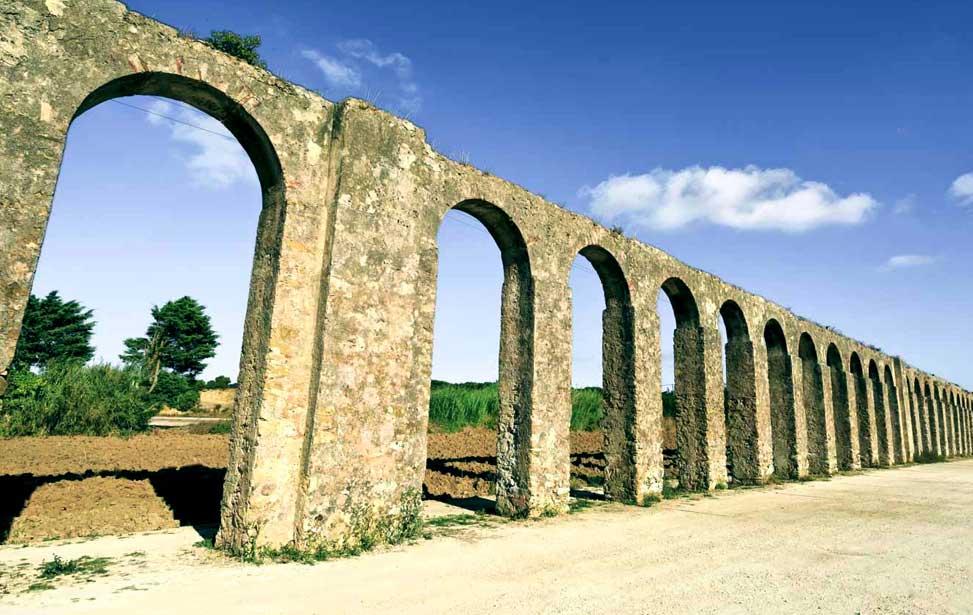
[430,200,534,516]
[5,73,286,546]
[764,319,797,479]
[799,334,828,474]
[569,245,636,502]
[719,300,758,484]
[658,277,708,491]
[826,344,853,471]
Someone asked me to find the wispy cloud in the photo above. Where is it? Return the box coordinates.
[144,99,256,189]
[302,38,421,114]
[579,165,877,232]
[893,194,915,215]
[300,49,361,88]
[881,254,938,271]
[948,172,973,207]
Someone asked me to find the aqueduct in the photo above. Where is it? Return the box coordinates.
[2,0,972,553]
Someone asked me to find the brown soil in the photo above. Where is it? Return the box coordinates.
[0,428,604,543]
[7,477,179,543]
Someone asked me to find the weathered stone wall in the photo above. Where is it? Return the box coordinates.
[2,0,971,552]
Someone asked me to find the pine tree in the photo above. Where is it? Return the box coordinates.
[12,291,95,369]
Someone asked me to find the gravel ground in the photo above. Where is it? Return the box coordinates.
[2,459,972,614]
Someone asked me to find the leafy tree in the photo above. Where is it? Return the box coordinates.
[121,296,218,383]
[12,291,95,369]
[148,370,199,412]
[206,375,233,389]
[204,30,267,69]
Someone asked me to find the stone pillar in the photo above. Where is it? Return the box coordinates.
[819,361,839,473]
[893,363,914,462]
[936,393,950,457]
[768,349,799,479]
[633,308,665,502]
[843,370,863,470]
[725,338,766,483]
[864,379,882,465]
[672,325,724,490]
[944,395,956,458]
[751,343,777,479]
[800,358,830,475]
[0,129,66,390]
[927,392,942,456]
[602,304,642,503]
[886,382,905,465]
[702,325,729,489]
[875,378,894,466]
[790,356,810,478]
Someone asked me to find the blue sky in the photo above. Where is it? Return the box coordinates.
[31,0,973,388]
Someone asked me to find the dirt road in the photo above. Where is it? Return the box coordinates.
[3,460,973,614]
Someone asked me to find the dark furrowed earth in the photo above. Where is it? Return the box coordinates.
[0,428,606,543]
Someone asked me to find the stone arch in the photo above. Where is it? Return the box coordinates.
[764,319,797,479]
[574,245,637,501]
[850,353,873,466]
[658,277,708,490]
[826,344,853,470]
[4,70,293,550]
[799,334,828,474]
[883,365,904,464]
[438,199,535,515]
[868,360,890,465]
[719,300,758,483]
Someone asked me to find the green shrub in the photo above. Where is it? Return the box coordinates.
[0,362,155,436]
[149,370,199,411]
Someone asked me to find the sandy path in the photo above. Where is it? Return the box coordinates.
[3,460,973,614]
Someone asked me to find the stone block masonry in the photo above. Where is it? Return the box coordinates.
[2,0,972,553]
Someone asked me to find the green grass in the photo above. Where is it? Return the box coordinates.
[38,555,112,579]
[428,381,676,432]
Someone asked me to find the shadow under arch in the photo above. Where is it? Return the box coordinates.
[764,319,797,479]
[659,277,709,490]
[437,199,535,515]
[719,300,760,484]
[867,360,890,465]
[826,344,853,470]
[799,333,828,474]
[883,365,904,463]
[574,245,637,502]
[68,72,287,547]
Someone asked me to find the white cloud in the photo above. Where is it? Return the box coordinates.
[143,98,256,189]
[579,165,877,232]
[301,49,361,88]
[882,254,937,270]
[302,39,421,114]
[949,172,973,207]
